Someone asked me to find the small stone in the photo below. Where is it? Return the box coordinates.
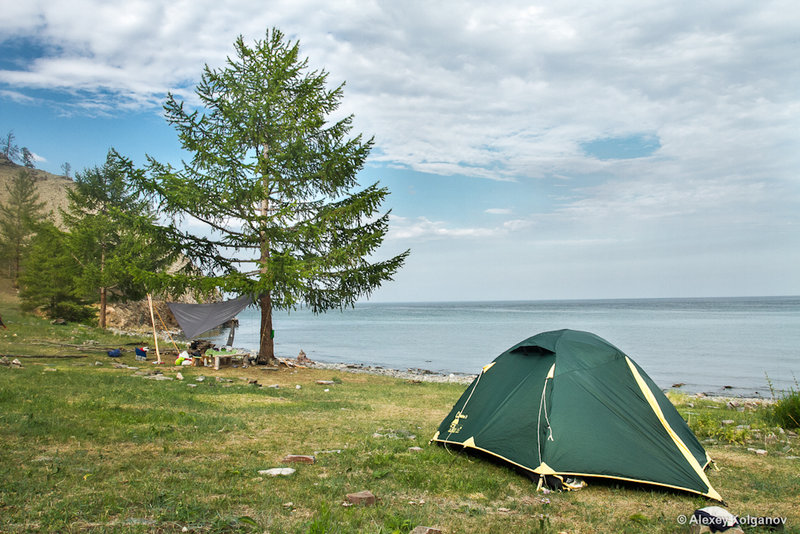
[721,420,735,425]
[94,361,103,366]
[43,368,57,372]
[283,502,294,508]
[268,384,280,389]
[187,383,198,388]
[498,507,511,513]
[11,358,22,366]
[754,449,768,455]
[408,446,424,452]
[316,380,335,385]
[259,468,296,476]
[176,372,184,380]
[282,454,315,464]
[346,490,377,506]
[196,376,205,382]
[672,383,685,388]
[295,385,301,389]
[409,527,442,534]
[324,388,330,392]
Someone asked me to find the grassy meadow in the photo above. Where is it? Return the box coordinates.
[1,292,799,533]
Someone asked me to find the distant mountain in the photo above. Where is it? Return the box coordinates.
[0,154,73,226]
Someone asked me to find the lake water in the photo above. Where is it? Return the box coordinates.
[208,296,800,397]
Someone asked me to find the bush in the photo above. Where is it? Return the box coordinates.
[772,388,800,430]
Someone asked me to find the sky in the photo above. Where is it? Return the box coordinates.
[1,1,798,302]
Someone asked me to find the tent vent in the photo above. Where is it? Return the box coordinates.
[510,346,554,356]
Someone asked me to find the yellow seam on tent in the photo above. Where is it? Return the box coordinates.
[482,362,496,373]
[463,436,476,447]
[624,357,722,502]
[546,363,555,379]
[432,438,542,475]
[430,437,723,501]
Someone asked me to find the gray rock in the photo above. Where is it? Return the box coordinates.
[258,467,295,476]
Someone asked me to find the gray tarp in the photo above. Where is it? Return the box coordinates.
[167,295,253,339]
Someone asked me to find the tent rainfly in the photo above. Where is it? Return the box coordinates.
[432,329,722,501]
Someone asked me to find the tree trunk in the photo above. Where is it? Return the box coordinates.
[99,286,107,329]
[99,247,106,328]
[257,292,276,365]
[256,144,277,366]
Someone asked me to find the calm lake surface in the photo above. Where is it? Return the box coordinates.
[209,296,800,397]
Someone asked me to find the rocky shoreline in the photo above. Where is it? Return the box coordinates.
[306,360,477,385]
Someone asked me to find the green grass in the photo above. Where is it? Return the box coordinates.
[1,293,799,533]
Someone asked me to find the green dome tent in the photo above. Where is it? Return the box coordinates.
[432,329,721,501]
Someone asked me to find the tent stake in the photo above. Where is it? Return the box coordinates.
[147,294,162,364]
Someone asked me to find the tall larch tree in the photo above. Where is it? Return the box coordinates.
[122,29,408,364]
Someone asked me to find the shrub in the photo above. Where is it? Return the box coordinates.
[772,388,800,430]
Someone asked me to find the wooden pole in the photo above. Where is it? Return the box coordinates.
[147,294,162,364]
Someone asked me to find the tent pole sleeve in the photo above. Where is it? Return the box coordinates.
[625,357,722,501]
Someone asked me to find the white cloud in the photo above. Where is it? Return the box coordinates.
[0,89,36,104]
[2,0,797,186]
[388,215,500,240]
[502,219,533,232]
[485,208,512,215]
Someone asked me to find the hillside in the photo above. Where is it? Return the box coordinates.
[0,154,73,227]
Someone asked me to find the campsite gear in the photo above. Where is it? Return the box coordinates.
[167,295,253,339]
[146,294,162,364]
[432,329,721,501]
[107,349,121,358]
[135,347,148,361]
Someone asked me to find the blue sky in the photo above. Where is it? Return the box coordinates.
[1,1,799,301]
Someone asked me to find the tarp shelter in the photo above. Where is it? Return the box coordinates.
[432,329,721,501]
[167,295,253,339]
